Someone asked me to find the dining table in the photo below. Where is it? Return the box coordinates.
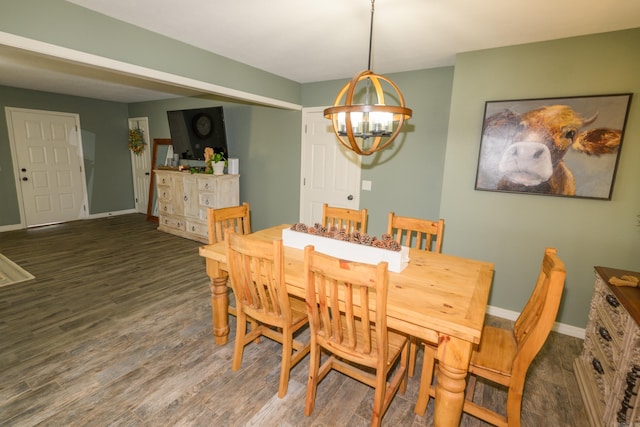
[199,224,494,427]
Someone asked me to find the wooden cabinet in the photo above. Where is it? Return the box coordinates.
[574,266,640,427]
[155,170,239,243]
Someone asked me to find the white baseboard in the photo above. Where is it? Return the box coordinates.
[487,305,585,339]
[87,209,138,219]
[0,209,141,233]
[0,223,24,233]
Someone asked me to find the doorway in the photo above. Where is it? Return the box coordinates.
[6,107,88,227]
[299,107,361,225]
[128,117,151,214]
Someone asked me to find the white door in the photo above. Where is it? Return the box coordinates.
[7,108,88,226]
[299,107,361,225]
[128,117,151,214]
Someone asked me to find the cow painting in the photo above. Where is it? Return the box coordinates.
[475,95,631,199]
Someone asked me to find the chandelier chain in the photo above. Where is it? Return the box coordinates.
[367,0,375,71]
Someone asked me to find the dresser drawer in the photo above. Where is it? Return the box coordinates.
[198,177,217,191]
[590,305,624,368]
[160,215,185,231]
[593,277,626,341]
[186,220,207,237]
[158,200,175,215]
[582,334,615,400]
[199,192,216,210]
[156,173,173,186]
[157,185,172,201]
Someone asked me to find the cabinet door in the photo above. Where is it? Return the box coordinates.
[182,175,200,217]
[216,176,239,208]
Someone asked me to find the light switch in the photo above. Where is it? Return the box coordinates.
[362,180,372,191]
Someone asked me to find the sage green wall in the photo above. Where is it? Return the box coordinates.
[301,67,454,235]
[0,85,133,225]
[128,99,302,231]
[3,0,638,329]
[440,28,640,328]
[1,0,300,105]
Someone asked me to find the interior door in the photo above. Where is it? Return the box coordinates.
[7,108,88,227]
[129,117,151,214]
[299,107,361,225]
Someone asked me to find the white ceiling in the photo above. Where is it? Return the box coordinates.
[1,0,639,103]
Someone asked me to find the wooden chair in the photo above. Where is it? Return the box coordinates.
[303,245,408,427]
[207,202,251,317]
[387,212,444,377]
[414,247,566,427]
[225,231,310,398]
[207,202,251,245]
[387,212,444,253]
[321,203,368,233]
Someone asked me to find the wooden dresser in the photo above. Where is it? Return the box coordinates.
[155,170,239,243]
[574,266,640,427]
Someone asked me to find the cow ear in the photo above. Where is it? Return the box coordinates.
[572,128,621,156]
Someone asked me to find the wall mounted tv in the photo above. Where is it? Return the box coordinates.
[167,106,228,163]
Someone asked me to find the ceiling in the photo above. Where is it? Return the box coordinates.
[1,0,639,103]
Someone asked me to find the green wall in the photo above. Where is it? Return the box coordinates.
[0,85,133,224]
[440,29,640,328]
[1,0,300,105]
[301,67,454,235]
[2,0,638,328]
[128,98,302,232]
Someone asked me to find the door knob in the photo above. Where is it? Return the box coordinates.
[22,177,28,181]
[347,195,354,200]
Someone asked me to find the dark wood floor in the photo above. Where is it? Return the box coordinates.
[0,214,588,426]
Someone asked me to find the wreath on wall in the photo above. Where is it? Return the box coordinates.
[128,128,146,155]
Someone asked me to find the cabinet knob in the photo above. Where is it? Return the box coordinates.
[592,357,604,375]
[617,411,627,423]
[598,326,612,342]
[605,294,620,308]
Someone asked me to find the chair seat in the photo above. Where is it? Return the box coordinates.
[319,314,407,368]
[289,296,309,326]
[469,325,517,383]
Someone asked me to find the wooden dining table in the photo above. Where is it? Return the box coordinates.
[199,224,494,427]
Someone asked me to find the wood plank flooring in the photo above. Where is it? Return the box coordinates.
[0,214,588,426]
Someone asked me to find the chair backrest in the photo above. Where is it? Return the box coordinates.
[321,203,368,234]
[207,202,251,244]
[225,231,291,326]
[303,245,389,368]
[387,212,444,252]
[512,247,566,377]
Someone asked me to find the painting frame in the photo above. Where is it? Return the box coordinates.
[474,93,632,200]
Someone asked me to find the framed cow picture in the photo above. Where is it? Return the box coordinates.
[474,93,632,200]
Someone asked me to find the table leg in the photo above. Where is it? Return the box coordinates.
[434,335,473,427]
[206,258,229,345]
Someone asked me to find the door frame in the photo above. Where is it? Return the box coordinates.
[5,106,89,227]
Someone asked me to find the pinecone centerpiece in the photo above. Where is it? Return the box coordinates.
[290,223,401,252]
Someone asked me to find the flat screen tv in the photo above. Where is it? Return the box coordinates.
[167,107,228,162]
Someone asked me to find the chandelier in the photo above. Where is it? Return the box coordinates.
[324,0,412,156]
